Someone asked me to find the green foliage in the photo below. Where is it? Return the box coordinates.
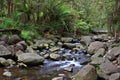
[74,20,89,34]
[0,17,23,29]
[40,0,75,32]
[0,0,116,39]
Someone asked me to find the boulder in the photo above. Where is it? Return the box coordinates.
[0,45,12,58]
[17,41,27,50]
[109,73,120,80]
[15,43,24,51]
[91,57,105,65]
[92,34,109,41]
[81,36,92,46]
[73,64,97,80]
[50,53,60,60]
[1,35,8,42]
[63,43,76,49]
[91,48,105,59]
[100,62,119,74]
[0,41,5,45]
[9,35,21,44]
[61,37,73,43]
[88,41,104,54]
[97,72,109,80]
[17,53,44,65]
[104,47,120,60]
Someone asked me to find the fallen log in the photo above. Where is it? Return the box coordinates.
[0,28,21,35]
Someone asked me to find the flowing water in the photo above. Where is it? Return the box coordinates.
[0,43,90,80]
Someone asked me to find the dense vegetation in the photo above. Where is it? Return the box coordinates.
[0,0,118,42]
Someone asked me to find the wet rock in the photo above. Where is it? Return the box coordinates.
[33,39,53,50]
[79,57,91,65]
[100,62,119,74]
[104,47,120,60]
[17,53,44,65]
[0,57,7,66]
[49,47,60,52]
[3,70,12,77]
[73,64,97,80]
[61,37,73,43]
[50,53,60,60]
[97,72,109,80]
[57,42,63,46]
[17,63,27,68]
[76,43,84,49]
[71,38,80,43]
[88,41,104,54]
[109,73,120,80]
[58,74,65,77]
[7,59,16,65]
[64,67,73,72]
[44,53,49,58]
[0,45,12,58]
[52,77,63,80]
[63,54,73,60]
[81,36,92,46]
[9,35,21,44]
[63,43,76,49]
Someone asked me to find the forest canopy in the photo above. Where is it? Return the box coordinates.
[0,0,118,41]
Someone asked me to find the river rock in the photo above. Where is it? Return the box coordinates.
[91,57,105,65]
[64,67,73,72]
[17,53,44,65]
[15,43,24,51]
[88,41,104,54]
[0,41,5,45]
[17,41,27,50]
[97,72,109,80]
[0,57,7,66]
[17,63,27,68]
[1,35,8,42]
[100,62,119,74]
[109,73,120,80]
[49,47,60,52]
[81,36,92,46]
[50,53,60,60]
[26,46,35,53]
[61,37,73,43]
[0,45,12,58]
[63,43,76,49]
[52,77,63,80]
[73,64,97,80]
[3,70,12,77]
[9,35,21,44]
[7,59,16,65]
[104,47,120,60]
[92,34,109,41]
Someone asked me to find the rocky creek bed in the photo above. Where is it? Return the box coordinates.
[0,34,120,80]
